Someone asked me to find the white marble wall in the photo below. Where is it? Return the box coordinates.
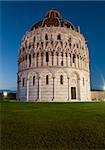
[17,26,91,102]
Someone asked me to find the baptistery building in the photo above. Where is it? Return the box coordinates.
[17,9,91,102]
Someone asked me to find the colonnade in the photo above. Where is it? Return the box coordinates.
[18,51,88,72]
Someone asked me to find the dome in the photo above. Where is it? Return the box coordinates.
[30,9,75,31]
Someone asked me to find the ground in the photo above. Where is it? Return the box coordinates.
[0,101,105,150]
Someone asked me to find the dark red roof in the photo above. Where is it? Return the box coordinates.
[30,9,76,31]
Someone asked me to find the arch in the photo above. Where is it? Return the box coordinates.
[70,71,80,80]
[55,68,68,77]
[40,69,53,78]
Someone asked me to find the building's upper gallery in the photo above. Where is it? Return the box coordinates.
[18,9,89,72]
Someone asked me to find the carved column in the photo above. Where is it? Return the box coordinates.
[68,53,70,67]
[52,52,54,66]
[66,53,68,67]
[63,52,66,67]
[71,54,73,67]
[41,53,43,66]
[38,52,41,67]
[34,53,36,67]
[53,52,57,66]
[58,52,61,66]
[79,56,81,69]
[75,56,78,68]
[77,56,79,68]
[27,54,29,69]
[43,52,46,66]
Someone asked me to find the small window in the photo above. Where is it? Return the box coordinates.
[23,47,25,51]
[29,44,31,49]
[46,52,49,62]
[33,44,34,48]
[46,75,49,85]
[57,34,61,40]
[26,55,27,60]
[60,75,63,85]
[37,43,39,47]
[45,34,48,40]
[61,61,63,66]
[66,53,67,57]
[56,12,59,18]
[33,76,35,85]
[77,44,78,48]
[23,78,25,87]
[73,54,75,63]
[33,53,35,58]
[83,78,85,86]
[33,36,35,42]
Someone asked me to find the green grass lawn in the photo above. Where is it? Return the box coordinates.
[1,101,105,150]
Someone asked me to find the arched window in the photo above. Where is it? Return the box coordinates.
[46,75,49,85]
[60,75,63,85]
[57,34,61,40]
[45,34,48,40]
[23,78,25,87]
[33,76,35,85]
[46,52,49,62]
[73,54,76,63]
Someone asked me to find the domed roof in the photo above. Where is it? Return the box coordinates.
[30,9,76,31]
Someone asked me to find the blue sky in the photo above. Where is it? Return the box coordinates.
[0,1,105,90]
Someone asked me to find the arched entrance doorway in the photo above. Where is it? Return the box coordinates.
[71,87,76,99]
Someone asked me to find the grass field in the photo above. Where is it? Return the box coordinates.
[1,101,105,150]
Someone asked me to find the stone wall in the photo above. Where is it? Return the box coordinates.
[91,91,105,101]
